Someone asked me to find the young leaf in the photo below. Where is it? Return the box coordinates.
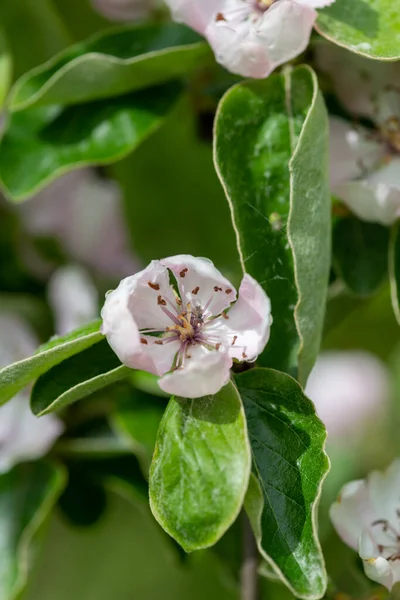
[0,83,181,202]
[149,381,251,552]
[316,0,400,61]
[0,320,102,406]
[389,220,400,325]
[9,23,209,112]
[333,216,389,296]
[238,368,329,600]
[214,66,330,384]
[30,339,130,416]
[0,461,66,600]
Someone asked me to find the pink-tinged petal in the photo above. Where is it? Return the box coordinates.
[48,265,98,336]
[315,42,400,121]
[295,0,335,7]
[161,254,237,316]
[329,117,384,188]
[367,459,400,525]
[256,1,316,68]
[164,0,220,34]
[0,394,63,474]
[208,274,271,362]
[101,291,141,368]
[91,0,154,22]
[123,335,180,377]
[362,556,393,591]
[159,346,232,398]
[330,480,374,550]
[335,177,400,226]
[206,21,274,79]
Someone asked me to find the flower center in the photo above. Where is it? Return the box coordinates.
[370,517,400,562]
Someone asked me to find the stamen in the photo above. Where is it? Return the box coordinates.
[215,343,221,351]
[179,268,188,278]
[140,338,148,345]
[232,335,238,346]
[157,295,167,306]
[159,305,182,326]
[216,12,226,21]
[214,286,222,292]
[242,352,248,359]
[155,340,164,345]
[225,288,233,295]
[222,312,230,320]
[148,282,160,290]
[192,286,200,295]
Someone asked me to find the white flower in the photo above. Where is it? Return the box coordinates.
[165,0,335,78]
[330,460,400,590]
[91,0,157,21]
[101,255,272,398]
[305,351,389,439]
[0,314,63,474]
[48,265,99,335]
[330,117,400,226]
[19,169,139,278]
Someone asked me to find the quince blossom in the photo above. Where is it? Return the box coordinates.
[317,42,400,226]
[330,460,400,590]
[101,255,271,398]
[164,0,335,78]
[91,0,156,21]
[0,314,63,474]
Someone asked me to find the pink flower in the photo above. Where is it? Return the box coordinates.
[101,255,272,398]
[330,460,400,590]
[0,313,63,474]
[91,0,156,21]
[329,117,400,226]
[165,0,335,78]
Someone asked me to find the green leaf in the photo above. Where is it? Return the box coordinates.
[214,65,330,384]
[333,216,389,296]
[316,0,400,61]
[31,339,130,416]
[0,461,66,600]
[0,320,102,406]
[389,220,400,325]
[238,368,329,600]
[149,381,251,552]
[0,83,181,202]
[9,23,209,112]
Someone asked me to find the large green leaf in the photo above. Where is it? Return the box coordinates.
[0,83,181,202]
[238,368,329,600]
[316,0,400,61]
[0,320,102,405]
[31,339,130,416]
[389,220,400,325]
[149,381,251,552]
[0,461,66,600]
[333,216,389,296]
[9,23,209,112]
[214,66,330,383]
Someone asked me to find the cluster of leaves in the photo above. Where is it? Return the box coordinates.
[0,1,400,599]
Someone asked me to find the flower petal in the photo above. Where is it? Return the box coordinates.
[295,0,335,7]
[0,394,63,474]
[164,0,219,34]
[91,0,154,21]
[123,335,181,377]
[329,117,384,188]
[335,177,400,226]
[362,555,393,591]
[206,274,271,362]
[48,265,98,336]
[205,0,316,78]
[330,479,374,550]
[159,346,232,398]
[367,459,400,525]
[161,254,237,316]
